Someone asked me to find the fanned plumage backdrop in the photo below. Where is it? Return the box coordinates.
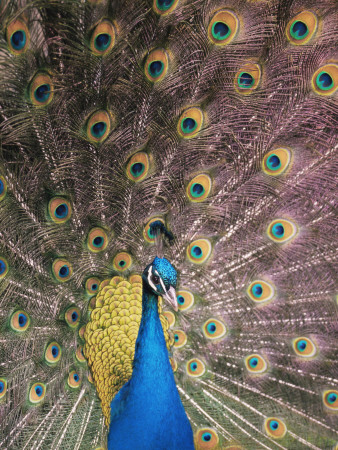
[0,0,337,449]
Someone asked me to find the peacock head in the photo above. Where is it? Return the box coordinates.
[143,257,178,311]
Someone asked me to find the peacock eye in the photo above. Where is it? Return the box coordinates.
[286,11,318,45]
[0,175,7,201]
[208,10,239,46]
[52,258,73,282]
[153,0,179,15]
[126,152,150,182]
[195,428,219,447]
[145,49,169,83]
[0,257,9,280]
[10,310,30,332]
[267,218,297,243]
[68,370,81,388]
[28,72,54,107]
[312,64,338,96]
[113,252,132,271]
[234,63,261,95]
[323,389,338,410]
[6,19,30,55]
[89,20,115,56]
[264,417,287,438]
[177,107,204,139]
[29,382,46,404]
[85,277,100,295]
[0,378,7,399]
[87,227,108,252]
[45,341,62,365]
[152,275,160,284]
[48,197,72,223]
[85,110,114,143]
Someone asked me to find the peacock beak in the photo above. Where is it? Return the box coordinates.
[163,286,178,311]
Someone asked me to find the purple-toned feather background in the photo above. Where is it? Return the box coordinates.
[0,0,337,448]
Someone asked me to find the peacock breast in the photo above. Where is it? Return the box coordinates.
[84,274,173,424]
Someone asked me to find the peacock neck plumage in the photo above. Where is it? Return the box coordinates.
[107,282,194,450]
[133,288,173,384]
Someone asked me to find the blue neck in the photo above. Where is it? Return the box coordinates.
[108,282,194,449]
[131,286,173,388]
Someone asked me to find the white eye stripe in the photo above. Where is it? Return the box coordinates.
[147,266,156,291]
[159,276,166,293]
[155,269,166,292]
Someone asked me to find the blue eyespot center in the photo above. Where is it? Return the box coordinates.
[316,72,333,90]
[91,121,107,138]
[297,340,307,351]
[119,260,126,267]
[92,283,98,291]
[202,432,212,442]
[59,265,69,277]
[190,362,198,371]
[55,203,68,218]
[272,223,285,238]
[267,154,281,170]
[177,295,185,305]
[149,60,164,77]
[252,283,263,297]
[95,33,111,51]
[35,386,43,397]
[0,382,4,393]
[238,72,254,88]
[0,179,4,195]
[191,183,204,197]
[131,162,145,177]
[181,117,197,133]
[93,236,104,247]
[73,373,79,382]
[157,0,174,11]
[212,22,230,40]
[270,420,279,430]
[0,259,6,275]
[291,21,308,39]
[174,334,179,341]
[71,311,78,322]
[51,345,59,357]
[11,30,26,50]
[249,357,258,367]
[328,393,337,404]
[191,245,202,258]
[18,313,27,327]
[207,323,216,334]
[34,84,51,102]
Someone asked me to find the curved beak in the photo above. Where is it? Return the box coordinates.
[163,286,178,311]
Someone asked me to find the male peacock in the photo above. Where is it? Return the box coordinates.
[0,0,337,449]
[107,255,194,449]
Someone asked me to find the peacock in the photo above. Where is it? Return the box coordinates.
[0,0,337,448]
